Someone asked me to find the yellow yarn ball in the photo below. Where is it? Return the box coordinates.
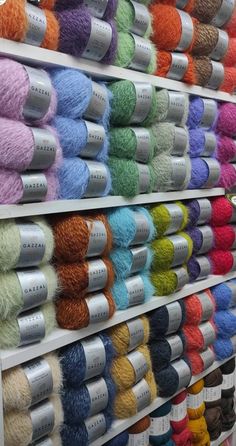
[188,416,208,443]
[152,232,193,272]
[187,379,206,420]
[150,267,189,296]
[108,315,150,355]
[150,201,188,237]
[193,431,211,446]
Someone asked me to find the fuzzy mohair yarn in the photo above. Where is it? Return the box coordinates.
[186,226,212,254]
[187,348,215,375]
[187,96,217,130]
[156,51,196,85]
[150,201,188,237]
[186,198,212,228]
[0,217,54,271]
[188,129,216,158]
[211,281,236,311]
[171,390,188,433]
[149,332,185,372]
[208,250,234,275]
[3,352,62,412]
[149,300,185,338]
[60,333,114,387]
[108,315,150,355]
[187,379,205,419]
[152,123,189,156]
[187,255,212,282]
[115,0,151,37]
[0,264,58,320]
[213,338,234,361]
[56,0,117,19]
[0,58,57,125]
[225,7,236,37]
[152,155,191,192]
[217,103,236,138]
[184,290,214,325]
[61,412,112,446]
[115,32,157,73]
[109,126,156,162]
[188,158,220,189]
[216,136,236,164]
[57,7,117,64]
[218,163,236,190]
[150,267,189,296]
[111,344,152,390]
[151,232,193,271]
[112,273,154,309]
[149,402,172,446]
[4,394,63,446]
[113,370,157,418]
[210,197,234,227]
[183,321,216,351]
[107,206,156,247]
[109,80,157,126]
[110,246,153,279]
[155,90,189,125]
[212,225,236,251]
[214,310,236,338]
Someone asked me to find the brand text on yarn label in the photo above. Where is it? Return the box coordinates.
[176,9,194,51]
[138,164,150,193]
[130,246,148,274]
[175,267,189,290]
[131,127,151,163]
[187,390,204,409]
[127,318,145,351]
[203,133,217,156]
[173,359,191,390]
[167,92,185,125]
[127,350,149,383]
[25,3,46,47]
[30,400,55,441]
[173,127,188,156]
[84,82,107,121]
[129,35,152,72]
[133,378,151,411]
[167,302,182,334]
[30,128,57,170]
[204,159,220,188]
[85,413,106,441]
[197,199,212,225]
[84,0,108,18]
[164,204,184,235]
[128,430,149,446]
[17,223,46,268]
[82,336,106,380]
[23,66,52,121]
[81,121,106,158]
[201,100,217,128]
[198,226,214,254]
[199,321,216,349]
[171,157,187,190]
[84,161,108,197]
[169,234,189,267]
[18,309,46,346]
[132,83,152,124]
[150,414,170,435]
[222,371,235,390]
[171,399,187,422]
[167,334,184,361]
[130,1,150,36]
[198,291,214,321]
[197,256,211,280]
[23,358,53,405]
[86,220,107,257]
[126,275,145,306]
[167,53,188,81]
[133,212,150,244]
[86,293,110,323]
[20,173,48,203]
[17,268,48,312]
[88,259,108,292]
[206,61,224,90]
[211,0,235,28]
[200,348,214,370]
[86,377,109,416]
[203,384,221,402]
[83,18,112,61]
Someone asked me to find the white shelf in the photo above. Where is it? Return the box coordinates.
[0,189,225,219]
[0,38,235,103]
[1,271,235,371]
[211,425,236,446]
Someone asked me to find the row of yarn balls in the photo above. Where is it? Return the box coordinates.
[1,0,236,92]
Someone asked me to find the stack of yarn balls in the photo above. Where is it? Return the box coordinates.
[170,391,192,445]
[203,367,223,440]
[216,102,236,190]
[187,379,211,446]
[220,358,236,433]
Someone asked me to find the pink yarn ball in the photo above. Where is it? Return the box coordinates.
[216,136,236,163]
[217,103,236,137]
[218,163,236,190]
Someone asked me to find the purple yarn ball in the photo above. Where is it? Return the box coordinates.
[189,129,217,158]
[187,256,201,282]
[186,227,203,253]
[188,158,209,189]
[187,96,217,130]
[186,200,201,228]
[55,0,118,20]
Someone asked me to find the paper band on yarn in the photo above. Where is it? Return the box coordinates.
[17,223,46,268]
[130,127,151,163]
[129,35,152,73]
[127,318,145,352]
[211,29,229,61]
[203,133,217,157]
[24,3,46,47]
[228,282,236,307]
[167,334,184,361]
[173,127,188,156]
[84,82,107,121]
[197,291,214,321]
[172,359,191,390]
[196,256,211,280]
[167,92,185,125]
[187,390,204,409]
[81,336,106,381]
[163,203,184,235]
[150,413,170,435]
[85,413,106,442]
[211,0,235,27]
[132,212,151,245]
[167,301,182,334]
[231,335,236,353]
[176,9,194,51]
[168,234,189,267]
[203,384,222,402]
[20,173,48,203]
[203,158,220,188]
[86,377,109,416]
[137,163,151,193]
[201,100,217,128]
[23,66,52,121]
[23,358,53,406]
[86,292,110,323]
[125,275,145,307]
[30,400,55,441]
[196,199,212,225]
[171,398,187,422]
[84,0,108,18]
[206,62,224,91]
[30,128,57,170]
[174,266,189,290]
[222,371,235,390]
[133,378,151,411]
[199,348,215,370]
[131,83,153,124]
[16,268,48,313]
[80,121,106,159]
[127,350,149,383]
[130,1,150,37]
[128,430,149,446]
[130,246,148,274]
[18,309,46,346]
[87,259,108,292]
[199,321,216,349]
[83,161,108,197]
[171,157,187,190]
[86,220,107,258]
[198,226,214,255]
[82,18,112,61]
[166,53,188,81]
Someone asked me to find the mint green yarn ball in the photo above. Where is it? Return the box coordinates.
[109,126,156,162]
[115,32,156,74]
[152,123,189,155]
[152,154,191,191]
[156,90,189,124]
[116,0,152,38]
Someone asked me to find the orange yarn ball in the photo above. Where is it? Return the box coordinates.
[187,348,215,375]
[128,416,151,433]
[42,9,59,50]
[184,289,214,325]
[156,51,196,84]
[223,38,236,67]
[220,67,236,93]
[188,416,208,443]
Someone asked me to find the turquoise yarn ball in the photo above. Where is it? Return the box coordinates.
[110,245,153,278]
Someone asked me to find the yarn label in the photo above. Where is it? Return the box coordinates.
[83,18,112,61]
[150,414,170,435]
[199,321,216,349]
[228,283,236,307]
[222,372,235,390]
[164,203,184,235]
[231,335,236,353]
[23,66,52,121]
[203,133,217,157]
[32,437,53,446]
[84,161,108,197]
[211,0,235,27]
[167,301,182,334]
[211,30,229,61]
[203,384,221,402]
[130,246,148,274]
[133,378,151,411]
[130,1,150,36]
[197,199,212,225]
[198,291,214,322]
[30,128,57,170]
[129,34,152,72]
[138,164,150,193]
[125,275,145,307]
[197,256,211,280]
[204,159,220,188]
[201,100,217,128]
[176,9,194,51]
[85,413,106,442]
[175,266,189,290]
[84,82,107,121]
[20,173,48,203]
[167,92,185,125]
[131,127,151,163]
[86,220,107,257]
[173,127,188,156]
[88,259,108,292]
[171,399,187,422]
[133,212,150,245]
[167,334,184,361]
[171,157,187,190]
[30,400,55,441]
[17,268,48,313]
[23,358,53,406]
[82,336,106,380]
[127,318,145,351]
[198,226,214,254]
[172,359,191,390]
[187,390,204,409]
[169,234,189,267]
[25,3,46,47]
[86,292,110,323]
[17,222,46,268]
[127,350,149,383]
[86,377,109,416]
[128,430,149,446]
[206,61,225,90]
[132,83,152,124]
[167,53,188,81]
[18,309,46,346]
[84,0,108,18]
[81,121,106,158]
[200,348,214,370]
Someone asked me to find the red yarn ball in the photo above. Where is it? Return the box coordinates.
[210,197,233,227]
[171,391,189,433]
[172,427,193,446]
[213,225,236,251]
[208,250,234,275]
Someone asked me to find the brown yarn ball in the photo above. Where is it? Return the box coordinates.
[204,406,222,440]
[192,0,222,23]
[204,368,223,409]
[128,415,151,433]
[192,23,219,56]
[194,57,213,86]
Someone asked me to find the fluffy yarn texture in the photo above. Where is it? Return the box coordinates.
[150,201,188,237]
[218,163,236,190]
[109,126,157,162]
[151,232,193,271]
[115,32,157,73]
[187,348,215,375]
[186,198,212,228]
[214,310,236,338]
[54,0,117,19]
[110,246,153,279]
[210,197,234,227]
[152,155,191,192]
[149,332,185,372]
[187,255,212,282]
[211,281,236,311]
[153,359,191,397]
[217,103,236,138]
[187,96,217,129]
[112,273,154,309]
[188,129,216,158]
[155,90,189,125]
[183,321,216,351]
[186,225,213,254]
[149,300,185,339]
[115,0,152,36]
[188,158,220,189]
[108,315,150,355]
[208,250,234,275]
[3,352,62,412]
[152,123,189,156]
[156,51,196,85]
[151,267,189,296]
[184,289,214,325]
[216,136,236,164]
[213,338,234,361]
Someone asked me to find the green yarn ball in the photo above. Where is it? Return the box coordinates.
[150,202,189,237]
[109,126,157,162]
[152,123,189,156]
[108,157,155,197]
[115,0,152,38]
[152,154,191,191]
[109,80,157,126]
[155,90,189,124]
[151,232,193,271]
[151,268,189,296]
[115,32,157,74]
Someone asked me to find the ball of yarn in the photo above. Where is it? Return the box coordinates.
[58,158,111,199]
[111,344,152,390]
[210,197,233,227]
[172,428,192,446]
[54,0,117,19]
[156,51,196,85]
[155,90,189,125]
[186,198,212,228]
[154,358,191,397]
[214,310,236,338]
[128,415,151,434]
[220,357,235,397]
[113,370,157,418]
[183,321,216,351]
[187,96,217,130]
[61,412,112,446]
[115,0,152,37]
[60,333,114,387]
[109,126,156,162]
[151,232,193,271]
[188,129,216,158]
[221,398,236,431]
[204,406,222,439]
[188,158,220,189]
[187,379,205,419]
[56,290,116,329]
[211,281,235,311]
[107,206,156,247]
[150,402,172,446]
[151,267,189,296]
[184,290,214,325]
[187,226,215,254]
[112,273,154,309]
[187,255,212,282]
[204,368,223,408]
[218,163,236,190]
[0,58,57,124]
[152,155,191,192]
[115,32,157,73]
[217,103,236,138]
[213,225,236,250]
[152,123,189,156]
[188,416,208,443]
[105,430,129,446]
[187,348,215,375]
[0,217,54,271]
[57,7,117,64]
[0,264,58,320]
[192,23,218,56]
[208,250,234,275]
[110,246,153,279]
[171,391,188,433]
[216,136,236,164]
[213,338,234,361]
[149,332,185,373]
[3,352,62,412]
[150,201,188,237]
[149,300,185,338]
[108,315,150,355]
[109,80,157,126]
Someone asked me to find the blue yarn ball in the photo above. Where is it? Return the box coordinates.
[189,128,206,157]
[59,158,111,199]
[187,96,217,130]
[61,412,113,446]
[60,333,114,387]
[211,282,234,311]
[112,273,154,310]
[149,332,185,373]
[188,158,209,189]
[213,337,234,361]
[154,358,191,398]
[53,116,109,162]
[110,246,153,279]
[150,402,172,446]
[105,431,129,446]
[149,300,185,339]
[107,206,156,247]
[62,375,116,424]
[214,310,236,338]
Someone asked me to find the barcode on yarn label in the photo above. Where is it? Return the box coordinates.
[128,430,149,446]
[200,348,214,370]
[86,292,110,323]
[167,334,184,361]
[25,3,46,47]
[131,83,152,124]
[164,203,184,235]
[197,256,211,280]
[173,359,191,390]
[127,318,145,351]
[85,413,107,442]
[211,0,235,27]
[86,220,107,257]
[17,222,46,268]
[130,1,150,36]
[173,126,188,156]
[17,268,48,313]
[167,301,182,334]
[176,9,194,51]
[23,66,52,121]
[82,336,106,380]
[86,377,109,416]
[127,350,149,383]
[201,100,217,128]
[129,34,152,72]
[84,161,108,197]
[83,18,112,61]
[132,212,150,245]
[203,384,221,402]
[175,266,189,290]
[84,82,107,121]
[198,226,214,255]
[198,291,214,322]
[30,400,55,441]
[23,358,53,405]
[187,390,204,409]
[87,259,108,292]
[84,0,108,18]
[167,92,185,124]
[131,127,151,163]
[169,234,189,267]
[18,309,46,346]
[125,275,145,307]
[150,414,170,435]
[197,199,212,225]
[30,128,57,170]
[130,246,148,274]
[167,53,188,81]
[133,378,151,411]
[81,121,105,158]
[171,399,187,422]
[199,321,216,349]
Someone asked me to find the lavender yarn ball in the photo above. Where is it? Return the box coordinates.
[186,227,203,253]
[187,96,217,130]
[55,0,118,20]
[186,198,212,228]
[188,158,209,189]
[189,129,216,158]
